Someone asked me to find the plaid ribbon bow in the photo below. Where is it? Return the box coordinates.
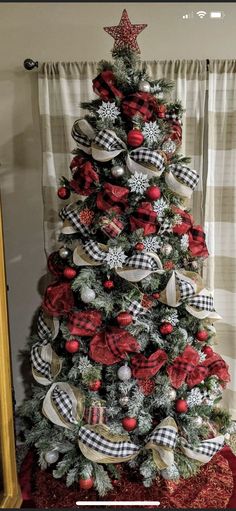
[116,252,164,282]
[131,349,168,379]
[42,382,85,430]
[68,309,102,336]
[59,204,90,237]
[165,163,199,198]
[167,345,207,389]
[89,327,140,365]
[31,341,62,386]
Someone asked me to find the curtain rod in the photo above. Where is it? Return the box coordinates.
[23,58,210,71]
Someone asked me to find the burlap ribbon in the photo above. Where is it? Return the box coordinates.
[37,309,59,341]
[73,240,108,267]
[31,341,62,386]
[42,382,85,429]
[180,435,225,463]
[165,163,199,198]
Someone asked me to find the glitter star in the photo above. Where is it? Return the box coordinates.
[104,10,147,54]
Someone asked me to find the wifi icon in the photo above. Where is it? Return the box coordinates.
[197,10,207,18]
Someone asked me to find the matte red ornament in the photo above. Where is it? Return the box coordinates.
[65,339,80,353]
[116,311,133,327]
[63,267,77,279]
[103,279,115,290]
[103,9,148,54]
[135,242,144,251]
[196,330,209,342]
[160,322,173,335]
[89,380,102,391]
[152,292,160,299]
[79,478,94,490]
[127,129,144,148]
[146,186,161,201]
[175,399,188,413]
[202,346,214,357]
[122,417,137,431]
[57,186,70,200]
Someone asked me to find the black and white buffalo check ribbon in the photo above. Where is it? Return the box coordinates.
[175,273,196,301]
[37,310,52,340]
[180,435,224,463]
[185,289,221,320]
[126,148,166,179]
[31,341,61,386]
[83,240,107,261]
[165,163,199,198]
[116,252,164,282]
[78,426,139,462]
[92,129,126,162]
[159,270,198,307]
[59,204,90,237]
[127,300,147,317]
[42,382,85,430]
[71,118,96,154]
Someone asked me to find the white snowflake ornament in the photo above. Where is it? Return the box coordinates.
[128,171,150,194]
[97,101,120,122]
[105,246,127,269]
[187,387,203,408]
[142,121,162,145]
[142,236,161,252]
[153,197,168,218]
[180,234,189,252]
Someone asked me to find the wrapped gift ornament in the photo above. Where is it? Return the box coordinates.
[83,401,106,425]
[99,215,124,238]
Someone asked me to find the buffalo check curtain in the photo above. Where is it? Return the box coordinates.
[38,60,236,416]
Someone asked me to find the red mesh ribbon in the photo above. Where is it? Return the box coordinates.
[97,183,129,213]
[130,202,158,235]
[42,282,74,317]
[92,70,124,101]
[68,310,102,336]
[188,225,209,258]
[70,161,99,196]
[89,327,140,365]
[121,92,159,121]
[131,349,168,379]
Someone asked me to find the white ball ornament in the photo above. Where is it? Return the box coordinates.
[81,286,96,303]
[117,365,131,381]
[138,80,151,93]
[111,165,125,178]
[161,243,173,256]
[59,247,70,259]
[45,449,59,464]
[191,416,203,428]
[119,396,129,407]
[168,388,177,401]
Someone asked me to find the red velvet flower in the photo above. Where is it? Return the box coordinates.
[130,202,158,235]
[121,92,159,121]
[92,70,124,101]
[172,207,193,235]
[96,183,129,214]
[68,310,102,336]
[42,282,74,317]
[131,349,168,379]
[201,353,230,384]
[167,345,205,389]
[70,161,99,196]
[188,225,209,258]
[47,251,66,277]
[89,327,140,365]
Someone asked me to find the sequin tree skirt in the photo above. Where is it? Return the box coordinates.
[20,448,235,509]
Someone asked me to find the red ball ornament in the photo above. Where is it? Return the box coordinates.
[202,346,213,357]
[103,279,115,290]
[122,417,137,431]
[65,339,80,353]
[79,478,94,490]
[63,267,77,279]
[152,292,160,299]
[175,399,188,413]
[146,186,161,201]
[57,186,70,200]
[160,322,173,335]
[116,311,133,327]
[135,242,144,251]
[89,380,102,391]
[127,129,144,148]
[196,330,209,342]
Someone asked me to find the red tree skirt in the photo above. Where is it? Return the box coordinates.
[20,449,234,509]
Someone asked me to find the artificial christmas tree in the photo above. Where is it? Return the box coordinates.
[20,9,235,499]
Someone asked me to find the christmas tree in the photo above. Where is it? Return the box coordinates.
[20,10,234,495]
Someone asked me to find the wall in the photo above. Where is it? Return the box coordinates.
[0,2,235,404]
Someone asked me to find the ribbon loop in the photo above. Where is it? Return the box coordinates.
[126,148,166,179]
[73,241,108,267]
[180,435,224,463]
[165,163,199,198]
[59,203,90,236]
[42,382,85,430]
[78,425,139,463]
[116,252,164,282]
[71,119,96,154]
[31,341,62,386]
[37,309,59,341]
[92,129,126,162]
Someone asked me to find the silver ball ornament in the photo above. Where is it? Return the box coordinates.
[111,165,125,178]
[59,247,70,259]
[81,286,96,303]
[168,388,177,401]
[138,80,151,93]
[162,139,177,155]
[117,365,131,381]
[191,416,203,428]
[45,449,59,464]
[161,243,173,256]
[119,396,129,407]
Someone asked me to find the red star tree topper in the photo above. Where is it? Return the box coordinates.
[104,9,147,53]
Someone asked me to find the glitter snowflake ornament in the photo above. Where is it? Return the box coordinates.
[163,310,179,326]
[105,246,127,269]
[142,236,161,252]
[187,387,203,408]
[128,171,150,194]
[97,101,120,122]
[104,9,148,54]
[142,121,162,145]
[153,197,168,218]
[180,233,189,252]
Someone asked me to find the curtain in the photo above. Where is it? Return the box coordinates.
[204,60,236,417]
[38,60,207,255]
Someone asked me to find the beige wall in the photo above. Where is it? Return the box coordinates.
[0,2,235,404]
